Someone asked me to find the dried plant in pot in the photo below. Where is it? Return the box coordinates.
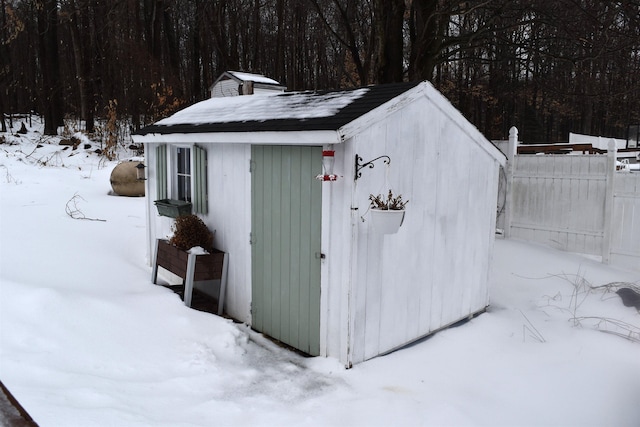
[369,190,408,234]
[169,214,214,252]
[154,214,222,291]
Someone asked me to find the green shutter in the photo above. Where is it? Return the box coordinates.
[156,144,167,200]
[193,145,208,214]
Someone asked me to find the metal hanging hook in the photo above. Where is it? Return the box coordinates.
[354,154,391,181]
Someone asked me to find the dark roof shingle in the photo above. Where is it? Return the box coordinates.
[136,81,422,136]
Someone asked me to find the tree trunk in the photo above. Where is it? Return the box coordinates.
[37,0,63,135]
[0,0,7,132]
[275,0,286,82]
[0,94,6,132]
[374,0,405,83]
[192,1,202,101]
[67,0,94,133]
[408,0,444,81]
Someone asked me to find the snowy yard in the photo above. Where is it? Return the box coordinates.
[1,122,639,426]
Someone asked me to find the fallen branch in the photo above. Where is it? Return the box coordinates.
[537,271,640,344]
[1,165,20,184]
[65,193,106,222]
[519,309,546,343]
[571,316,640,343]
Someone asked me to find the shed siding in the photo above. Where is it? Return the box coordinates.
[343,96,496,364]
[145,143,252,322]
[252,87,283,96]
[201,143,252,322]
[145,145,160,264]
[211,80,240,97]
[211,80,282,98]
[321,141,355,361]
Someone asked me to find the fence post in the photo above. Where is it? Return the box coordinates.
[503,126,518,238]
[602,139,617,264]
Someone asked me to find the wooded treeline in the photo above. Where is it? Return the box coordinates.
[1,0,640,142]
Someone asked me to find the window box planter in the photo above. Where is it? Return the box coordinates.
[154,199,192,218]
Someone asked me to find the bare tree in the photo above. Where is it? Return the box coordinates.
[36,0,63,135]
[2,0,640,143]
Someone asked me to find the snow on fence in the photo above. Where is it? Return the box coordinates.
[502,128,640,272]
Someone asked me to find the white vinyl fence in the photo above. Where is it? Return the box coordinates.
[502,128,640,272]
[609,173,640,270]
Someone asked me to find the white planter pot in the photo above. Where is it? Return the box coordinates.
[370,208,405,234]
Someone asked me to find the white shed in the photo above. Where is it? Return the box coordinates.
[209,71,286,98]
[132,81,506,367]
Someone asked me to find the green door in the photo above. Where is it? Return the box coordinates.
[251,145,322,355]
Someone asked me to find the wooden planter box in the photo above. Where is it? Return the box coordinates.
[152,239,228,314]
[154,199,192,218]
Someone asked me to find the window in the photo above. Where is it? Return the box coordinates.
[176,147,192,202]
[155,144,208,215]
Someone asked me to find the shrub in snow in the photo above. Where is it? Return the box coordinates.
[169,214,214,252]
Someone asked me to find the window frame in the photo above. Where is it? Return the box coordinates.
[159,143,207,215]
[174,145,193,203]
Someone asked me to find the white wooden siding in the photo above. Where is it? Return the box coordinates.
[144,144,159,264]
[200,144,252,322]
[339,98,497,365]
[211,79,283,98]
[319,141,352,360]
[145,143,253,322]
[211,79,240,97]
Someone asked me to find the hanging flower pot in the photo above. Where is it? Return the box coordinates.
[370,208,405,234]
[369,190,409,234]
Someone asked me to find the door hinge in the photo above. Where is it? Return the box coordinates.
[315,252,326,259]
[249,159,255,173]
[250,232,255,245]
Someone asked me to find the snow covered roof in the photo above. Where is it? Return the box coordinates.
[568,132,627,150]
[208,71,285,92]
[137,81,422,136]
[227,71,281,86]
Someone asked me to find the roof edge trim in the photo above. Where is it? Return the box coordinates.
[337,81,425,141]
[132,130,342,146]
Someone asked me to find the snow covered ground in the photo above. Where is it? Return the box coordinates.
[1,118,639,426]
